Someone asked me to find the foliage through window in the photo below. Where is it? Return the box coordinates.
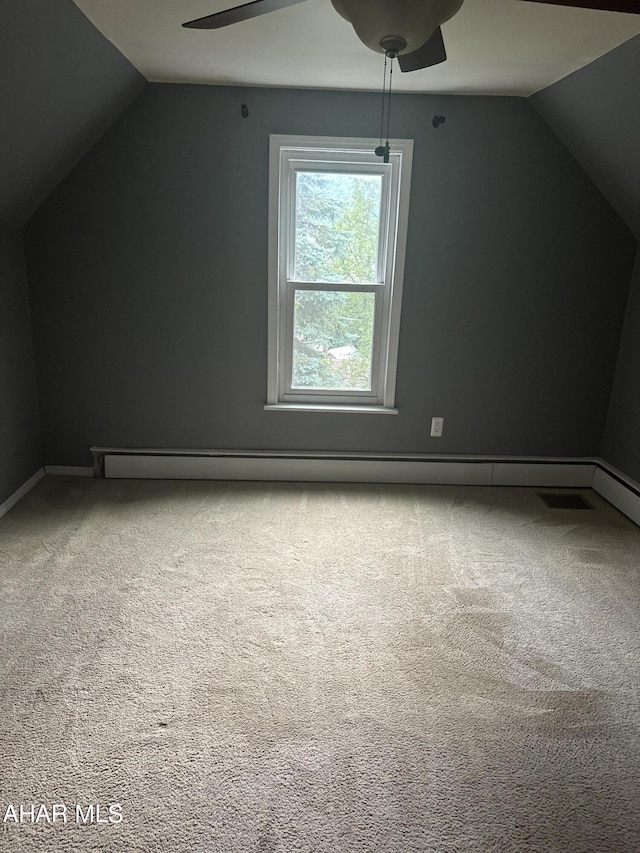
[267,136,413,410]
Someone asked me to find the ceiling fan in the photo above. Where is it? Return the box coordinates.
[183,0,640,73]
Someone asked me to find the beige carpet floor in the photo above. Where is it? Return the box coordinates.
[0,476,639,852]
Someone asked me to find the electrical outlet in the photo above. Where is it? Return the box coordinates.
[430,417,444,438]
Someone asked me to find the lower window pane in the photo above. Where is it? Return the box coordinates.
[292,290,375,391]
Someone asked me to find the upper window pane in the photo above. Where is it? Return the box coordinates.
[293,171,382,284]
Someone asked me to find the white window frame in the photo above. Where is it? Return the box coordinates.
[266,135,413,413]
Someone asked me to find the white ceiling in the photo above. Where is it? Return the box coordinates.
[73,0,640,96]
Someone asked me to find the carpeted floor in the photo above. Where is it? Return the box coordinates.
[1,476,639,852]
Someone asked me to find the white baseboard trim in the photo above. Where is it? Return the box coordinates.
[592,463,640,527]
[0,468,45,520]
[4,455,637,525]
[491,462,595,487]
[7,452,636,528]
[105,454,496,484]
[44,466,94,477]
[96,447,598,489]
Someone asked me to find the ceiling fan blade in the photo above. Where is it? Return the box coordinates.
[183,0,308,30]
[519,0,639,11]
[397,28,447,73]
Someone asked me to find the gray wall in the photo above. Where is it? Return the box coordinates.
[0,0,145,228]
[25,84,636,465]
[0,228,41,503]
[0,0,145,503]
[602,249,640,481]
[533,35,640,481]
[531,35,640,240]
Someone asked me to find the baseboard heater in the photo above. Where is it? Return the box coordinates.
[90,447,598,488]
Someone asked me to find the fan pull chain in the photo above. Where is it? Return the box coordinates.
[385,57,393,162]
[375,53,394,163]
[379,53,388,150]
[376,53,393,163]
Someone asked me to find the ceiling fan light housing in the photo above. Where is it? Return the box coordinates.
[379,36,408,57]
[330,0,464,54]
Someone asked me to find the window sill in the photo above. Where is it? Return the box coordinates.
[264,403,398,415]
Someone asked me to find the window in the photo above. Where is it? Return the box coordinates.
[266,135,413,413]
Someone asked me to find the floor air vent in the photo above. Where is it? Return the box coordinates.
[538,493,593,510]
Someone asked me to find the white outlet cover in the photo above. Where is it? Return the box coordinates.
[431,417,444,437]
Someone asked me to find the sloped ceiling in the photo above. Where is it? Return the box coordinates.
[73,0,640,97]
[0,0,145,228]
[532,34,640,239]
[2,0,638,240]
[71,0,640,96]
